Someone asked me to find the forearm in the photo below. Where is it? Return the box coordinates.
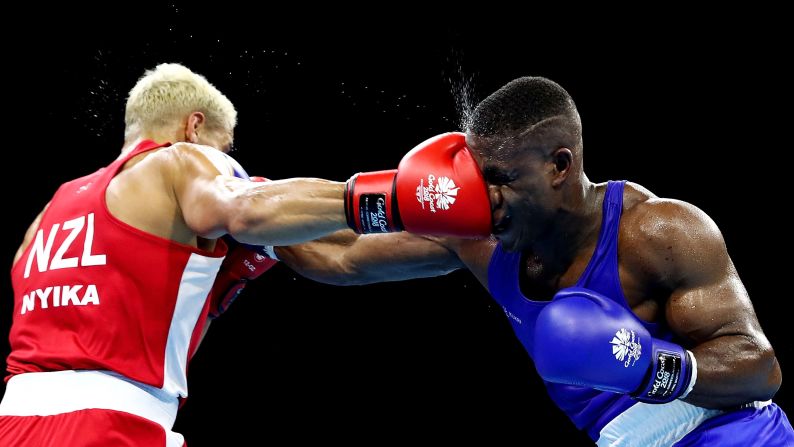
[226,178,347,246]
[275,231,361,284]
[276,232,463,285]
[684,335,781,409]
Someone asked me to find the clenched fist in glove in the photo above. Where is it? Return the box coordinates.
[345,132,491,237]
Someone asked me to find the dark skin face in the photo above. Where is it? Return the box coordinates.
[466,131,598,260]
[474,141,550,251]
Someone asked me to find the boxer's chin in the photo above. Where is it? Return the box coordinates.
[498,222,534,253]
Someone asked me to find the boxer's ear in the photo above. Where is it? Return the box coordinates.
[550,147,573,188]
[185,112,206,143]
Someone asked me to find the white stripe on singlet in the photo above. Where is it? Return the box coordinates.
[0,370,184,445]
[596,399,722,447]
[161,252,224,398]
[596,399,772,446]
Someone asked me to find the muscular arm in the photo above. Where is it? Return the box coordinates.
[275,231,465,285]
[171,144,347,246]
[640,200,781,408]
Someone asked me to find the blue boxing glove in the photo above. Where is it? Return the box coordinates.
[533,287,697,404]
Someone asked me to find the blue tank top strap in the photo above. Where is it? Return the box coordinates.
[488,243,521,297]
[574,181,630,310]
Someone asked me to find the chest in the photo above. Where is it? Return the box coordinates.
[518,249,591,301]
[517,247,656,320]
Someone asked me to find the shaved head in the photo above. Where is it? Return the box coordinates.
[467,77,582,157]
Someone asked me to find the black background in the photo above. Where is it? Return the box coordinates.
[2,9,791,445]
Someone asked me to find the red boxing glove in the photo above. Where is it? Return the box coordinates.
[208,239,278,319]
[345,132,491,237]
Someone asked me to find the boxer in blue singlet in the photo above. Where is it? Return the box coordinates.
[273,77,794,446]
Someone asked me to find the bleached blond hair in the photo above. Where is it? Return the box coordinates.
[124,63,237,140]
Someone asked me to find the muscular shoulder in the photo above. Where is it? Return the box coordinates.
[619,182,728,288]
[107,144,225,226]
[154,143,229,177]
[123,143,238,195]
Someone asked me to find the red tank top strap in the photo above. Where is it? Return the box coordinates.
[118,140,171,164]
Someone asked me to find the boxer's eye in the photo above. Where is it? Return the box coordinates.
[492,173,513,184]
[483,167,514,185]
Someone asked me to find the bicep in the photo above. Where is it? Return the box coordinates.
[666,265,763,345]
[661,214,780,406]
[660,204,764,343]
[276,231,464,285]
[631,199,782,405]
[178,174,252,239]
[170,145,252,239]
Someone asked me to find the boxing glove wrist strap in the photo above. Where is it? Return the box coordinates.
[344,176,356,230]
[344,170,403,234]
[632,340,694,404]
[679,350,697,399]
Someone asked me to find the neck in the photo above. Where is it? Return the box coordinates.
[530,173,601,263]
[121,128,182,157]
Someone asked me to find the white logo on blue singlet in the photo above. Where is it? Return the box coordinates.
[611,328,642,367]
[502,306,522,325]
